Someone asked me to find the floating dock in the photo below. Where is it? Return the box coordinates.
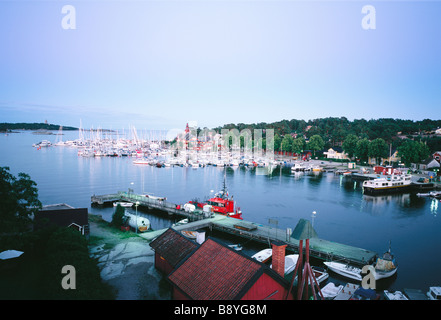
[91,191,378,266]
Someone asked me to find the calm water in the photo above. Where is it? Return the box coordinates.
[1,131,440,293]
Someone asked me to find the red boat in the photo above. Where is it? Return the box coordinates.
[188,174,243,219]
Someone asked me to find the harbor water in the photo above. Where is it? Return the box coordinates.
[1,130,440,293]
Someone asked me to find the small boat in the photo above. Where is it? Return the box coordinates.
[124,213,150,232]
[384,290,409,300]
[427,286,441,300]
[324,243,397,281]
[113,202,133,207]
[228,244,243,251]
[270,254,299,275]
[251,248,272,263]
[321,282,344,299]
[144,194,167,201]
[172,218,188,227]
[181,230,198,239]
[133,159,150,165]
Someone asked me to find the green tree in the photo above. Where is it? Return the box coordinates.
[273,134,282,151]
[355,138,370,162]
[281,134,294,152]
[397,140,431,166]
[111,204,126,228]
[291,137,306,155]
[0,167,41,233]
[342,134,359,160]
[307,135,325,156]
[368,138,389,165]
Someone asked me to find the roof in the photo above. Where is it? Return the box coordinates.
[149,228,199,268]
[291,218,318,240]
[168,238,284,300]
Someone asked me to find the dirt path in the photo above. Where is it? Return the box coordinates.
[88,217,171,300]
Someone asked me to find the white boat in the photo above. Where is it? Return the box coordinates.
[228,244,243,251]
[383,290,408,300]
[321,282,344,299]
[172,218,189,227]
[362,174,412,194]
[113,202,133,208]
[324,255,397,282]
[270,254,299,275]
[251,248,272,263]
[427,286,441,300]
[133,159,150,165]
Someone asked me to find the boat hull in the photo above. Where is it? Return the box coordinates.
[323,261,397,281]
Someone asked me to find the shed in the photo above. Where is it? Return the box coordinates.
[34,204,89,237]
[149,228,199,275]
[168,238,294,300]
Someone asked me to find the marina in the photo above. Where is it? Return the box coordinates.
[2,130,441,300]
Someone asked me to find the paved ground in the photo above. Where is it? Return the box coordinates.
[88,218,171,300]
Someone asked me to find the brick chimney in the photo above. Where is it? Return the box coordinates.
[271,241,287,277]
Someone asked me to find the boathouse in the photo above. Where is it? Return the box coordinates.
[149,228,199,275]
[167,238,294,300]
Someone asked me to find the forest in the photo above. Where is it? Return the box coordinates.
[213,117,441,165]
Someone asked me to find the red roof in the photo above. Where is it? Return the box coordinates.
[149,228,199,268]
[168,238,267,300]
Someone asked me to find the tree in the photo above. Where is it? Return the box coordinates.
[355,138,370,163]
[291,137,306,155]
[273,134,282,151]
[281,134,294,152]
[397,140,431,166]
[342,134,359,160]
[368,138,389,165]
[307,135,325,156]
[0,167,41,233]
[111,204,126,228]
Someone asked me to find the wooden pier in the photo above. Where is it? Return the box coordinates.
[91,191,378,266]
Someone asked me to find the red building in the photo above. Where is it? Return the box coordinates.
[168,238,294,300]
[149,228,199,275]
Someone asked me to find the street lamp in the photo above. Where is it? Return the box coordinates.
[311,211,317,228]
[135,201,140,234]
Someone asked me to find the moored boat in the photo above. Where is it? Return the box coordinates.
[113,201,133,207]
[251,248,272,263]
[383,290,408,300]
[270,254,299,275]
[362,174,412,194]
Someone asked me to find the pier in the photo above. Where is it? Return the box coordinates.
[91,191,378,266]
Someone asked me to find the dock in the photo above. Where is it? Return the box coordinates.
[91,191,378,266]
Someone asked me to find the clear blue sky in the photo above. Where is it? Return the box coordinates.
[1,0,440,130]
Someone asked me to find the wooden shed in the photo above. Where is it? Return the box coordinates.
[149,228,199,275]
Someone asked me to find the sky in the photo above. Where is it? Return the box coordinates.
[1,0,440,130]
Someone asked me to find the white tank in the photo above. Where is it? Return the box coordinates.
[125,213,150,232]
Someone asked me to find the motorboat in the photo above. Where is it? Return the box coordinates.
[251,248,272,263]
[113,202,133,208]
[133,158,150,165]
[321,282,344,299]
[270,254,299,275]
[427,286,441,300]
[324,245,397,281]
[228,244,243,251]
[383,290,409,300]
[362,174,412,194]
[124,212,150,232]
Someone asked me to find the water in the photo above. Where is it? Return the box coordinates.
[1,130,440,293]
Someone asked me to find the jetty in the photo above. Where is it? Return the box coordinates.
[91,191,378,266]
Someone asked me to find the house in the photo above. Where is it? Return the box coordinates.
[167,238,295,300]
[435,128,441,135]
[149,228,199,275]
[33,203,89,237]
[323,147,348,160]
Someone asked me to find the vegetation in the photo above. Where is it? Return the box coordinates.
[0,168,114,299]
[0,167,42,233]
[213,117,441,163]
[111,203,127,228]
[0,122,78,132]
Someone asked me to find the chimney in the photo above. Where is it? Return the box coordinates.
[271,241,287,277]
